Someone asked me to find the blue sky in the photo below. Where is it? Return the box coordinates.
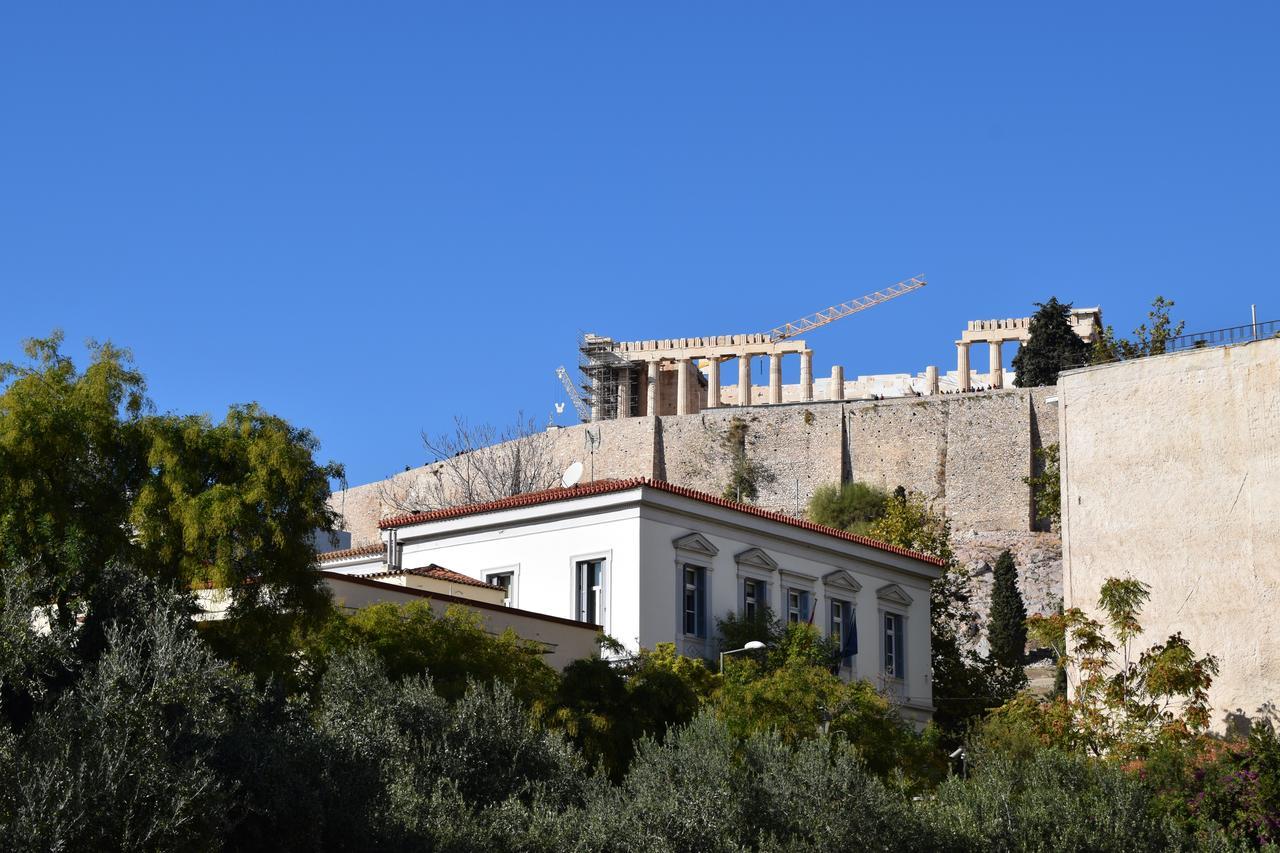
[3,3,1277,487]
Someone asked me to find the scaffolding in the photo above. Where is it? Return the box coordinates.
[577,334,636,422]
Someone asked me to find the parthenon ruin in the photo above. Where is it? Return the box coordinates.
[573,306,1103,421]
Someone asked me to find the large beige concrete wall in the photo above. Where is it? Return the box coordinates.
[1059,338,1280,732]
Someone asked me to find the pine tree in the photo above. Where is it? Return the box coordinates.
[1012,297,1089,386]
[987,550,1028,673]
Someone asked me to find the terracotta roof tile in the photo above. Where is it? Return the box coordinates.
[379,478,946,568]
[353,563,495,590]
[316,543,384,563]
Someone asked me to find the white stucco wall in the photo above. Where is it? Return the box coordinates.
[1059,337,1280,732]
[387,486,940,721]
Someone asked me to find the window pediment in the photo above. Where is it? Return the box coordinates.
[673,532,719,559]
[876,583,913,607]
[734,547,778,573]
[822,569,862,595]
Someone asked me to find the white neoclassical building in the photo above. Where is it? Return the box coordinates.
[332,478,944,722]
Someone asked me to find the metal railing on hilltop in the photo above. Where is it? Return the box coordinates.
[1077,318,1278,369]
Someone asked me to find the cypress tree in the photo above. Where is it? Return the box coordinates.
[1012,297,1089,386]
[987,550,1027,671]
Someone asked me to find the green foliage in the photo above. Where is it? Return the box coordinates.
[305,600,559,707]
[0,334,147,631]
[1024,442,1061,528]
[1093,295,1187,363]
[1011,297,1090,387]
[0,333,343,669]
[716,603,783,655]
[541,643,715,781]
[1021,578,1219,758]
[927,748,1202,851]
[719,417,771,502]
[986,550,1028,695]
[806,481,889,534]
[131,405,342,613]
[868,489,1001,743]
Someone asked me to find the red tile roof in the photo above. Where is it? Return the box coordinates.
[379,478,947,568]
[352,563,495,591]
[316,543,384,563]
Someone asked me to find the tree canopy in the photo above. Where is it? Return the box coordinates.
[1011,297,1089,387]
[0,333,343,657]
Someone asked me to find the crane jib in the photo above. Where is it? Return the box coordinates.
[767,275,927,341]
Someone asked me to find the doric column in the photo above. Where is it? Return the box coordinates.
[647,360,659,415]
[769,353,783,404]
[830,365,844,400]
[616,367,631,418]
[677,358,691,415]
[590,371,603,421]
[925,365,939,395]
[738,355,751,406]
[800,350,813,401]
[988,341,1003,389]
[956,341,971,391]
[707,357,721,408]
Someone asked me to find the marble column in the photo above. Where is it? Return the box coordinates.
[677,358,691,415]
[769,353,783,404]
[738,355,751,407]
[988,341,1004,389]
[925,365,939,395]
[956,342,972,391]
[616,367,631,418]
[590,372,603,421]
[647,360,659,415]
[830,365,845,400]
[800,350,813,401]
[707,357,721,408]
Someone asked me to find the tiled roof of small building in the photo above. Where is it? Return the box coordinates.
[378,478,947,568]
[351,563,495,590]
[316,543,384,563]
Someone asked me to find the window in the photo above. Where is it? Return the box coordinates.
[576,559,604,624]
[883,612,905,679]
[683,565,707,638]
[486,571,514,605]
[787,588,810,624]
[743,578,764,620]
[831,599,857,661]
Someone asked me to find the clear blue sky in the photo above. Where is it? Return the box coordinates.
[3,3,1277,487]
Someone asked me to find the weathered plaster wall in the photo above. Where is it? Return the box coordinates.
[1059,338,1280,732]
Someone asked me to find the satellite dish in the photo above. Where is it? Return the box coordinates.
[562,461,585,488]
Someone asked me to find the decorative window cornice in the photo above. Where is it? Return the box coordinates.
[876,582,913,607]
[734,547,778,573]
[672,532,719,559]
[822,569,862,595]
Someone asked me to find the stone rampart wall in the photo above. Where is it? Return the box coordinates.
[329,388,1063,618]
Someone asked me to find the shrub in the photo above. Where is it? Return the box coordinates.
[807,482,889,534]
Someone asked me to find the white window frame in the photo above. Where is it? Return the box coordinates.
[681,563,709,639]
[482,564,520,607]
[673,533,718,654]
[569,551,611,630]
[875,583,913,685]
[881,610,906,681]
[742,577,765,621]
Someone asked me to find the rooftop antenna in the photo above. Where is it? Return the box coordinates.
[561,460,585,488]
[585,427,601,482]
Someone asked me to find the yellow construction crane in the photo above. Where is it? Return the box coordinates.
[766,274,927,341]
